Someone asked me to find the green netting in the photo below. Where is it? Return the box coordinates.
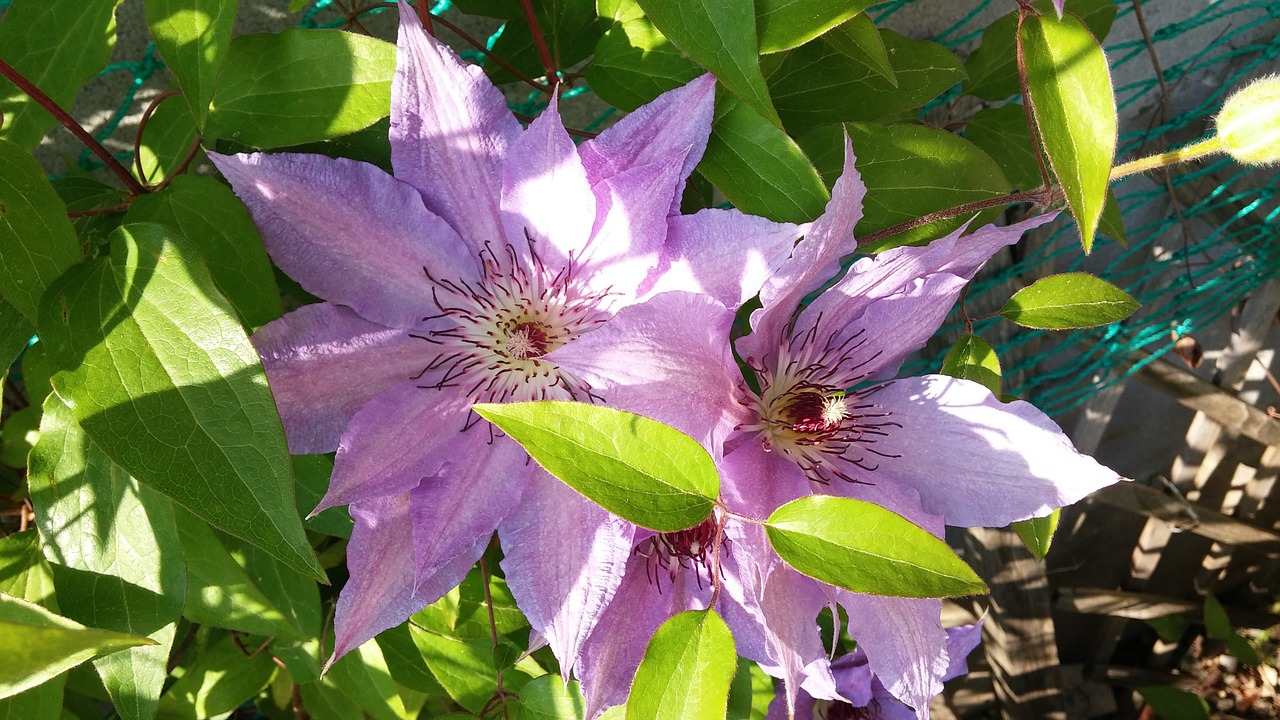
[7,0,1278,417]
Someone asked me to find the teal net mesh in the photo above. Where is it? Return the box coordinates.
[5,0,1278,417]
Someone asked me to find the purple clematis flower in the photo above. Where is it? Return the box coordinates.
[554,139,1122,717]
[765,622,984,720]
[209,1,800,668]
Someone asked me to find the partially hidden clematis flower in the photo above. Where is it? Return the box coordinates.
[765,622,984,720]
[208,0,801,669]
[552,139,1123,717]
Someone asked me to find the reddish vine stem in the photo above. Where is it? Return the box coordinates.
[153,137,204,193]
[707,512,728,610]
[0,58,147,196]
[133,88,185,185]
[1014,6,1053,192]
[67,202,133,218]
[517,0,558,88]
[510,110,597,138]
[856,187,1060,248]
[479,553,510,720]
[415,0,434,35]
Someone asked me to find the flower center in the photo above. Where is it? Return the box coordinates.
[411,237,610,411]
[738,327,900,485]
[633,518,720,592]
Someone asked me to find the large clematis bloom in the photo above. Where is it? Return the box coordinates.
[209,1,799,667]
[559,139,1122,717]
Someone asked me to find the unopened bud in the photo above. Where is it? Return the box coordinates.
[1215,74,1280,166]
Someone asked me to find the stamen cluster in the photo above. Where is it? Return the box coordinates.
[633,518,720,592]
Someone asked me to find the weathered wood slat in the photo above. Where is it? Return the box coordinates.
[1091,482,1280,552]
[1133,357,1280,447]
[1055,587,1280,628]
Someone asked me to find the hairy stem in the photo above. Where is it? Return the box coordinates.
[1109,136,1222,180]
[0,59,148,196]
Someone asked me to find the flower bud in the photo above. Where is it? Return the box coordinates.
[1215,74,1280,166]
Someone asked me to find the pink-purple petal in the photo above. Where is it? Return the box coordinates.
[580,153,687,304]
[251,303,434,454]
[210,151,475,329]
[319,382,474,512]
[867,375,1122,527]
[547,292,739,452]
[501,94,596,265]
[740,136,864,364]
[408,434,531,590]
[838,592,948,718]
[498,470,635,680]
[390,1,519,250]
[578,74,715,209]
[942,621,984,681]
[643,209,804,308]
[329,491,428,667]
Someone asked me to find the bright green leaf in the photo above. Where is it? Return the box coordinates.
[144,0,238,125]
[27,395,186,720]
[0,532,56,611]
[125,174,283,328]
[376,625,446,695]
[300,676,365,720]
[473,401,718,532]
[1021,11,1116,252]
[998,272,1138,329]
[205,29,395,148]
[766,495,987,597]
[329,640,414,720]
[0,0,122,148]
[755,0,875,54]
[37,223,325,581]
[963,0,1117,101]
[52,177,130,253]
[221,533,323,641]
[1098,188,1127,246]
[626,610,736,720]
[409,627,500,714]
[0,406,39,469]
[413,566,526,639]
[519,674,586,719]
[174,508,302,639]
[0,140,84,323]
[0,300,33,375]
[964,104,1043,191]
[699,92,829,224]
[155,632,275,719]
[1012,510,1059,560]
[134,90,201,186]
[1134,686,1209,720]
[0,677,64,720]
[634,0,780,125]
[940,334,1002,398]
[821,13,896,86]
[769,31,963,132]
[586,13,701,111]
[840,123,1009,252]
[0,593,155,701]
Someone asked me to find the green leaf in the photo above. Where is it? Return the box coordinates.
[0,406,39,469]
[634,0,780,125]
[413,566,527,639]
[376,625,445,695]
[755,0,875,54]
[459,0,605,85]
[1134,686,1209,720]
[998,273,1138,329]
[155,632,275,719]
[221,533,323,641]
[174,508,302,639]
[144,0,238,125]
[52,177,130,253]
[0,0,122,148]
[940,334,1002,398]
[27,395,186,720]
[1202,593,1231,641]
[409,628,499,714]
[519,674,586,719]
[0,140,84,323]
[205,29,395,149]
[963,0,1117,101]
[134,90,201,186]
[0,592,155,701]
[299,676,365,720]
[699,92,829,224]
[841,123,1010,252]
[293,455,354,538]
[124,174,283,327]
[768,30,963,132]
[1021,10,1116,252]
[727,663,775,720]
[821,13,896,86]
[329,640,415,720]
[586,13,701,111]
[1144,614,1185,644]
[0,299,34,373]
[0,678,64,720]
[0,532,57,610]
[626,610,736,720]
[964,104,1043,191]
[1012,510,1059,560]
[765,495,987,597]
[1098,187,1127,246]
[473,401,718,532]
[36,223,325,581]
[1225,633,1259,667]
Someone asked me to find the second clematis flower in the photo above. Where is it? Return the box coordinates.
[209,2,801,667]
[554,140,1123,717]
